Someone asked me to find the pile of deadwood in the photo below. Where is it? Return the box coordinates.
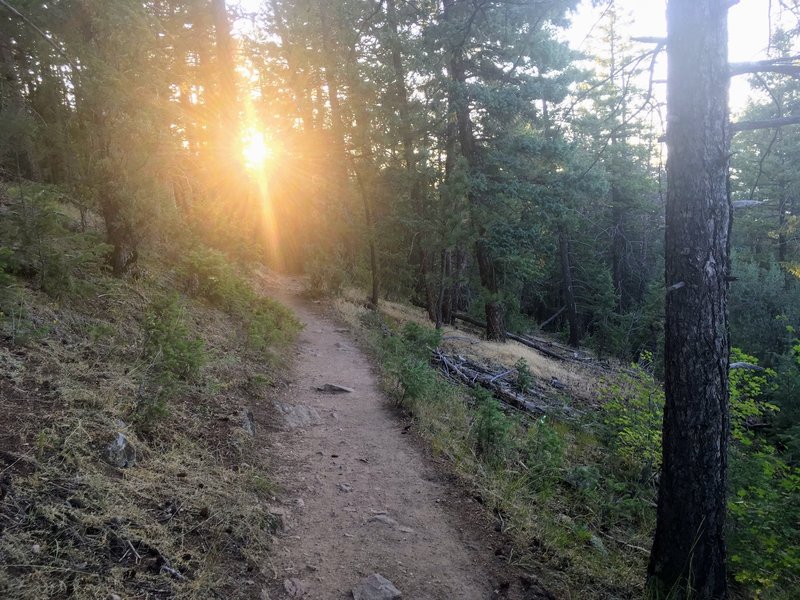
[431,349,553,415]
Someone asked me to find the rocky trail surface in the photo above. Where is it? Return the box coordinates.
[264,279,534,600]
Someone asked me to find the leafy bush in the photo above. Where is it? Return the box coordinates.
[729,446,800,592]
[305,255,345,298]
[400,321,442,358]
[600,349,800,592]
[178,246,300,355]
[138,294,205,428]
[599,360,664,472]
[0,247,15,316]
[379,322,442,407]
[179,247,252,314]
[246,296,301,353]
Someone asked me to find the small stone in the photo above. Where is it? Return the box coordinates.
[314,383,354,394]
[589,535,608,556]
[267,506,292,532]
[106,421,136,468]
[111,595,122,600]
[31,544,41,554]
[352,573,401,600]
[275,402,322,428]
[398,527,414,534]
[338,483,353,493]
[283,578,305,597]
[367,514,398,528]
[294,498,306,509]
[241,408,256,436]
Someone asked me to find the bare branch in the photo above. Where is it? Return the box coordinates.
[730,362,765,371]
[631,36,667,44]
[730,56,800,77]
[732,200,767,208]
[731,115,800,131]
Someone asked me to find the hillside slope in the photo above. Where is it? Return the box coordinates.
[0,189,300,598]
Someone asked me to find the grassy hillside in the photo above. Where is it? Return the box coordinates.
[332,289,799,599]
[0,183,300,598]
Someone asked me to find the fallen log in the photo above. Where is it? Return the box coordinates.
[452,313,569,362]
[432,349,547,415]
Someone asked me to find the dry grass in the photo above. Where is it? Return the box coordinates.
[0,256,293,599]
[339,289,600,404]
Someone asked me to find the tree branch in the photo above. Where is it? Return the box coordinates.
[0,0,75,68]
[730,56,800,77]
[631,36,667,44]
[731,115,800,132]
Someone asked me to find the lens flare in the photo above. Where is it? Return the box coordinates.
[241,128,271,170]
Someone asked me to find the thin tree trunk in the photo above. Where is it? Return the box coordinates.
[647,1,731,598]
[611,200,626,310]
[211,0,237,144]
[778,194,791,290]
[476,238,506,341]
[559,225,580,347]
[0,37,41,181]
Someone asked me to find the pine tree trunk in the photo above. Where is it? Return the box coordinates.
[611,201,626,310]
[0,37,41,181]
[476,238,506,341]
[647,1,731,598]
[559,226,580,347]
[210,0,237,147]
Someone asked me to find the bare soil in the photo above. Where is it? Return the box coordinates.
[265,280,533,600]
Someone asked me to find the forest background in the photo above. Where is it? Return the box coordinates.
[1,0,800,597]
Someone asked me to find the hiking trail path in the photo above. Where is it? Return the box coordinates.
[263,277,530,600]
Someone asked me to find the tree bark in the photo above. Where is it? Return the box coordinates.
[647,2,731,598]
[0,36,41,181]
[442,0,503,341]
[476,238,506,341]
[559,225,580,347]
[210,0,237,147]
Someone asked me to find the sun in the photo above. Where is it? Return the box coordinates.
[241,128,271,171]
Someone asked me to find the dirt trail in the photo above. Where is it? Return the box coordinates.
[265,281,514,600]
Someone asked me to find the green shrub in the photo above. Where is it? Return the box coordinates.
[246,296,301,353]
[144,294,205,383]
[179,246,253,314]
[0,247,15,316]
[600,349,800,592]
[522,416,564,492]
[137,294,205,428]
[305,255,345,298]
[178,246,300,356]
[599,360,663,471]
[401,321,442,358]
[471,387,514,463]
[515,358,533,393]
[729,446,800,592]
[0,185,110,297]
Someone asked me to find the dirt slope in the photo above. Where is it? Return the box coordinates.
[265,280,523,600]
